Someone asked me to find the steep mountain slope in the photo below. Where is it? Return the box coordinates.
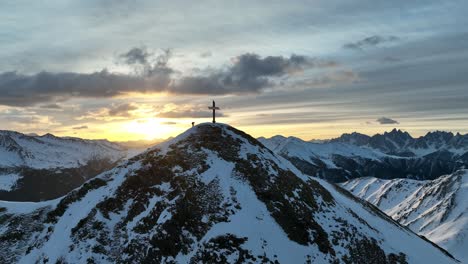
[259,134,468,182]
[0,124,457,263]
[0,130,128,201]
[341,171,468,263]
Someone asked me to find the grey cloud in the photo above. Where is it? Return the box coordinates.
[0,52,327,106]
[119,47,152,65]
[172,53,336,95]
[40,103,62,109]
[1,0,464,76]
[108,103,138,116]
[291,70,358,89]
[161,121,177,125]
[73,125,88,130]
[344,35,399,50]
[382,56,402,63]
[4,115,42,124]
[235,111,361,126]
[120,48,174,77]
[376,117,399,124]
[200,51,212,58]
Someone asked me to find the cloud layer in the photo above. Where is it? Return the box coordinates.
[2,1,468,139]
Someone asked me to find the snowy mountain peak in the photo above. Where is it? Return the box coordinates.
[384,128,413,141]
[40,133,58,139]
[0,130,130,201]
[331,132,370,146]
[258,134,306,153]
[0,130,126,169]
[0,124,457,263]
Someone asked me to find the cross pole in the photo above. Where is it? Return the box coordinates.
[208,100,220,123]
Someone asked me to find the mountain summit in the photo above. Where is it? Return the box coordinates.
[0,123,457,263]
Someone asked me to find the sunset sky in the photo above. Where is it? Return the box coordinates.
[1,1,468,141]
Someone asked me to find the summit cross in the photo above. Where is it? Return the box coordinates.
[208,100,220,123]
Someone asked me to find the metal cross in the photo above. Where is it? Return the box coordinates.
[208,100,220,123]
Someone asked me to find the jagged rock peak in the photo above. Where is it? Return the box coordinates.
[384,128,412,138]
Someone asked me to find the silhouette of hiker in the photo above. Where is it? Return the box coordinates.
[192,122,195,127]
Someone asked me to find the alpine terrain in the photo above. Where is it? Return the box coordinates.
[0,130,128,201]
[0,123,457,263]
[342,171,468,262]
[259,129,468,183]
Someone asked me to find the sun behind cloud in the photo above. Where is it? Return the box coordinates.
[121,118,185,140]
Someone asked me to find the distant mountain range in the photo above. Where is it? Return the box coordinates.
[3,128,466,201]
[259,129,468,183]
[342,171,468,262]
[0,124,456,263]
[330,129,468,157]
[0,130,128,201]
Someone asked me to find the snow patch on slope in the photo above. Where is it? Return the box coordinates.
[0,173,21,191]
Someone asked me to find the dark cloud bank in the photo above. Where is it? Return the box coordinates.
[119,47,153,65]
[0,50,333,107]
[107,103,138,117]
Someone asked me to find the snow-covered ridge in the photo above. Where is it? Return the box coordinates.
[0,130,127,169]
[260,133,468,182]
[341,171,468,262]
[0,123,457,263]
[0,130,132,201]
[259,135,388,161]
